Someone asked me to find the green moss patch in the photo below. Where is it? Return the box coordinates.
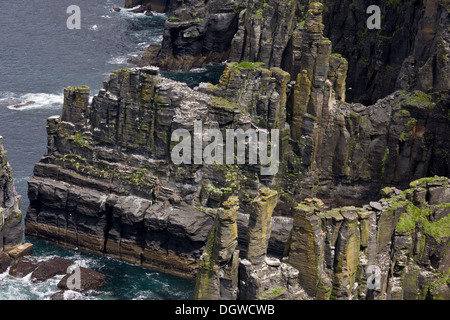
[396,203,432,234]
[396,202,449,242]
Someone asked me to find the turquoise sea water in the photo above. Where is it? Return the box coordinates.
[0,237,195,300]
[0,0,221,300]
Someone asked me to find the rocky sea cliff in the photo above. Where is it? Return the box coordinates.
[0,137,23,252]
[11,0,450,300]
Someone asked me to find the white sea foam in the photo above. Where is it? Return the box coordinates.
[118,6,146,19]
[115,6,167,20]
[4,92,63,111]
[107,55,130,65]
[108,52,141,65]
[63,290,83,300]
[150,11,167,18]
[190,68,208,73]
[137,41,150,49]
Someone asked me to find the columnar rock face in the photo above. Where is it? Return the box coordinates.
[135,0,242,71]
[304,89,450,206]
[25,63,289,278]
[238,188,310,300]
[27,1,449,284]
[195,188,309,300]
[21,0,449,299]
[285,177,450,300]
[274,2,450,208]
[26,74,218,278]
[246,188,279,264]
[134,0,449,105]
[0,137,23,252]
[135,1,450,209]
[319,0,450,104]
[229,0,299,68]
[195,197,240,300]
[131,2,450,210]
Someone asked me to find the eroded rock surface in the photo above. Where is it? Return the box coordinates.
[23,1,449,298]
[133,0,449,105]
[284,177,450,300]
[0,137,23,252]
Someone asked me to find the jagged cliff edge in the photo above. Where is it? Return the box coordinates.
[23,1,450,299]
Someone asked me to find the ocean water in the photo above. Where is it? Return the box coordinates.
[0,0,224,300]
[0,237,194,300]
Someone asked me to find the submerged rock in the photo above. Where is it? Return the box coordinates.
[30,257,72,283]
[9,257,40,278]
[57,267,106,293]
[12,101,35,108]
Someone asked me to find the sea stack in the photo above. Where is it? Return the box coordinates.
[0,136,23,252]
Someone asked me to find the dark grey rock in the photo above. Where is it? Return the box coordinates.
[31,257,72,283]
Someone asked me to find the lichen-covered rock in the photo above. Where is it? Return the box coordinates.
[0,137,23,252]
[284,199,330,299]
[283,87,450,208]
[25,63,290,277]
[319,0,450,104]
[135,0,241,71]
[229,0,299,69]
[246,188,279,264]
[284,176,450,300]
[195,197,240,300]
[134,0,449,106]
[238,257,310,300]
[24,0,448,297]
[238,189,309,300]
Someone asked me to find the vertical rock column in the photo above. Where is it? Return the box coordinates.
[290,2,348,171]
[246,188,279,264]
[62,86,90,128]
[195,196,240,300]
[239,189,308,300]
[284,198,329,299]
[329,207,361,299]
[0,137,23,251]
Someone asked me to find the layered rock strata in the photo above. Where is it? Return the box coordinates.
[25,63,289,278]
[135,1,450,208]
[0,137,23,252]
[196,189,309,300]
[133,0,449,105]
[134,0,241,71]
[26,1,449,282]
[196,177,449,300]
[195,196,240,300]
[284,176,450,300]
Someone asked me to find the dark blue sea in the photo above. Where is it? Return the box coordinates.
[0,0,223,300]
